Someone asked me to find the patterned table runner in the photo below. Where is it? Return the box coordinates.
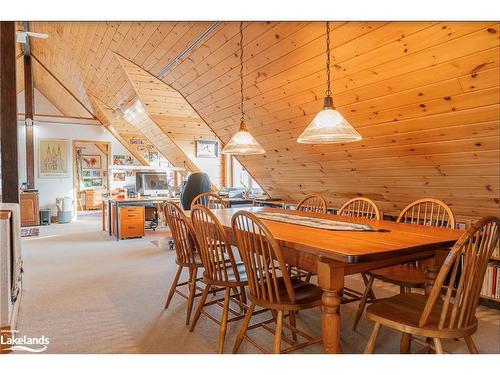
[255,212,373,231]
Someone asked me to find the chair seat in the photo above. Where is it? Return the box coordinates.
[251,277,323,311]
[226,261,248,283]
[367,264,425,288]
[366,293,477,339]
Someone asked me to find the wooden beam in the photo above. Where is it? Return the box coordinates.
[24,54,35,189]
[0,22,19,203]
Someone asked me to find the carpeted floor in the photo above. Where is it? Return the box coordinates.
[16,217,500,354]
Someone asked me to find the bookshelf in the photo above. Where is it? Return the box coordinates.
[480,245,499,303]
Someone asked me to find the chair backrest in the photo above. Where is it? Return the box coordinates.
[232,211,295,305]
[163,202,199,266]
[180,172,211,210]
[296,194,327,214]
[338,197,381,220]
[190,192,227,210]
[190,205,240,284]
[419,216,499,331]
[397,198,456,228]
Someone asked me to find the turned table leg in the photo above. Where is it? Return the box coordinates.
[317,259,345,354]
[423,249,448,296]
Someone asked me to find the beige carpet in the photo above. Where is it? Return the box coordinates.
[16,216,500,354]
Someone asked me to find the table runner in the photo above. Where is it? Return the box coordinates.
[255,211,374,231]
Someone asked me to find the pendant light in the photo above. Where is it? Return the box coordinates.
[297,22,362,144]
[221,22,265,155]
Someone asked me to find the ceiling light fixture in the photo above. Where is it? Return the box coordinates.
[297,22,362,144]
[221,22,265,156]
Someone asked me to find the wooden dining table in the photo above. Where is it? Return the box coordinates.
[205,206,464,354]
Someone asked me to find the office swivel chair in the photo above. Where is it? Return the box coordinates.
[180,172,211,210]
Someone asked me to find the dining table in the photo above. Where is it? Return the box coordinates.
[204,206,464,354]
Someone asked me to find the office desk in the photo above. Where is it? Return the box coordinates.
[105,197,180,241]
[221,197,254,208]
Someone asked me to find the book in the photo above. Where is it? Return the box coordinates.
[496,266,500,299]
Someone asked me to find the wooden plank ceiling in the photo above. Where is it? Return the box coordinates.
[27,21,500,218]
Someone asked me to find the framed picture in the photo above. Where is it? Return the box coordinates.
[83,179,93,188]
[148,151,159,163]
[125,155,134,165]
[129,137,145,145]
[113,172,126,182]
[81,155,101,169]
[39,138,69,177]
[91,178,103,187]
[82,170,91,177]
[91,170,101,177]
[196,140,219,158]
[113,155,126,165]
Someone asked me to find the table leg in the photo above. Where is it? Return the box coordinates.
[102,200,106,231]
[108,200,112,236]
[115,202,120,241]
[317,260,345,354]
[423,249,448,295]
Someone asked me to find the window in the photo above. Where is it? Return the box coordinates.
[231,157,262,193]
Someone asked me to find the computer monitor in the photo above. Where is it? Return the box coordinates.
[136,172,169,196]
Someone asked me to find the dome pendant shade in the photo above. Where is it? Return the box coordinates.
[297,97,362,144]
[221,121,266,155]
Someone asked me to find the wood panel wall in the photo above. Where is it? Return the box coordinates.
[28,21,500,219]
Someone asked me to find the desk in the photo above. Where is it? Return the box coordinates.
[206,207,463,353]
[221,197,254,208]
[105,197,180,241]
[253,198,295,209]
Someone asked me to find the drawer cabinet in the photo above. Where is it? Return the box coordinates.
[111,206,145,239]
[20,192,40,227]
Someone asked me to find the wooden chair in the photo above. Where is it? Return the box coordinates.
[190,192,227,210]
[352,198,456,331]
[189,205,248,353]
[338,197,381,220]
[364,216,499,354]
[231,211,322,354]
[163,202,204,325]
[338,197,381,304]
[296,194,327,214]
[295,194,328,281]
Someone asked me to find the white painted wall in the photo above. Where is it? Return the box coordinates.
[17,88,63,116]
[16,90,140,216]
[18,122,140,215]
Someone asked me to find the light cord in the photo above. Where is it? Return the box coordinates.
[240,21,244,123]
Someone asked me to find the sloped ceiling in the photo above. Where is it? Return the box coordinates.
[27,21,500,218]
[116,54,223,185]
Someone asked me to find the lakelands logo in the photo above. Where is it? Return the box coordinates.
[1,329,49,353]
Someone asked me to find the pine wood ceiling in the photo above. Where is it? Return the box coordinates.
[25,21,500,218]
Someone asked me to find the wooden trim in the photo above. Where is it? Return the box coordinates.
[0,22,19,203]
[72,140,111,207]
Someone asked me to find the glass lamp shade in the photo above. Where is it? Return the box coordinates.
[221,121,265,155]
[297,103,362,144]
